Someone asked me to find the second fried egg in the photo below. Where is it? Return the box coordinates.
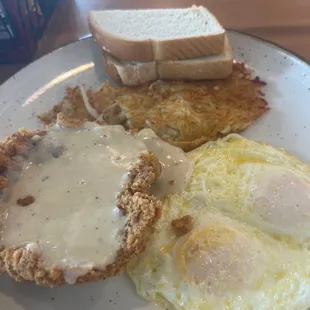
[127,134,310,310]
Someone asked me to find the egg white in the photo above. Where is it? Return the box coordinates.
[185,134,310,247]
[128,134,310,310]
[128,197,310,309]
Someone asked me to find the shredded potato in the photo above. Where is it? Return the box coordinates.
[38,63,268,151]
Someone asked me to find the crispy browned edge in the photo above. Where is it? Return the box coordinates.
[37,64,268,152]
[88,11,153,62]
[169,133,243,153]
[0,128,163,286]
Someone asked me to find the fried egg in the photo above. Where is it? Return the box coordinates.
[186,134,310,246]
[127,134,310,309]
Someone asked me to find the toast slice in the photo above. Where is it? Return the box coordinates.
[102,54,157,86]
[102,36,233,86]
[158,36,233,80]
[89,6,225,62]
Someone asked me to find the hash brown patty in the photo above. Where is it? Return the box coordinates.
[38,63,268,151]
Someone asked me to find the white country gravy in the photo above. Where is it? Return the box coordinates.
[137,129,193,199]
[0,124,192,283]
[0,124,146,282]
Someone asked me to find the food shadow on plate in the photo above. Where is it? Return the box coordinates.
[0,274,152,310]
[89,39,113,85]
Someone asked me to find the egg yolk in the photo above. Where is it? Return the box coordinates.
[173,226,264,293]
[251,168,310,238]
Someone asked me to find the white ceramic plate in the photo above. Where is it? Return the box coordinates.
[1,30,310,310]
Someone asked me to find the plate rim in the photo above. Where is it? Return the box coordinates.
[1,29,310,87]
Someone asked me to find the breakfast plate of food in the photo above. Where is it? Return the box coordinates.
[1,5,310,310]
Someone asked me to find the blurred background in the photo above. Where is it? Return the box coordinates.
[0,0,309,85]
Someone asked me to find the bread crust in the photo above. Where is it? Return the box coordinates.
[158,36,232,80]
[102,53,123,84]
[101,35,231,86]
[153,32,225,61]
[89,11,153,62]
[102,51,158,86]
[0,128,162,286]
[158,58,233,80]
[116,61,157,86]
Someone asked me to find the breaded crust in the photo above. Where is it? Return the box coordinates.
[0,128,162,286]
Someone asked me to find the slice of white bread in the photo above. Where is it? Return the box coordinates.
[89,6,225,62]
[102,36,233,86]
[103,54,157,86]
[158,36,233,80]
